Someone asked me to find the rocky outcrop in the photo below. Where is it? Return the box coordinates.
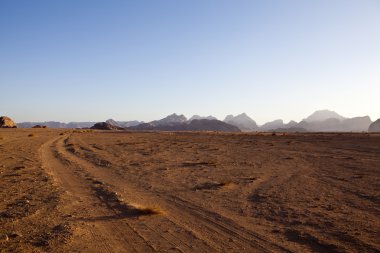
[305,110,346,122]
[105,119,142,128]
[90,122,124,130]
[128,123,156,131]
[128,119,240,132]
[66,122,96,128]
[224,113,257,131]
[0,116,17,128]
[340,116,372,132]
[105,119,120,127]
[186,119,240,132]
[285,120,298,128]
[152,113,187,126]
[32,125,47,128]
[189,115,217,121]
[368,119,380,132]
[296,116,372,132]
[259,119,284,131]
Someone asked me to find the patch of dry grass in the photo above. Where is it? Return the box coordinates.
[136,207,163,215]
[132,204,163,215]
[73,129,93,134]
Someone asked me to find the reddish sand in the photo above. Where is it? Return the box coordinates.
[0,129,379,252]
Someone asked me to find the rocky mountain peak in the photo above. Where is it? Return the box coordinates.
[189,115,217,121]
[223,113,257,131]
[154,113,187,126]
[305,110,345,122]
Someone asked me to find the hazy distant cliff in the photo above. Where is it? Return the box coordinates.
[15,109,374,132]
[368,119,380,132]
[128,114,240,132]
[224,113,257,131]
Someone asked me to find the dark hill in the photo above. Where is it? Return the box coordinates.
[90,122,124,130]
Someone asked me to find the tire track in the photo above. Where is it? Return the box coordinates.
[56,135,216,252]
[40,135,157,252]
[60,134,290,252]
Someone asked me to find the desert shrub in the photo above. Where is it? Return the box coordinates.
[135,206,163,215]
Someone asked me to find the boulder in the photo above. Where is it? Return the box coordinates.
[0,116,17,128]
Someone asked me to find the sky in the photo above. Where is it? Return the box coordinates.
[1,0,379,125]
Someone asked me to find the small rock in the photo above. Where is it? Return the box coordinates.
[0,233,9,242]
[9,232,22,238]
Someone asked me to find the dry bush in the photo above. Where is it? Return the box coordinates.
[73,129,93,134]
[133,205,163,215]
[28,133,34,137]
[219,181,233,187]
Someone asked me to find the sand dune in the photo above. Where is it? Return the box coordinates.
[0,129,379,252]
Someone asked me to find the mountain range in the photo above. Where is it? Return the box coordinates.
[17,120,142,129]
[15,110,378,132]
[220,110,373,132]
[224,113,258,131]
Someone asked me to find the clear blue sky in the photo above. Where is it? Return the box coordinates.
[1,0,379,124]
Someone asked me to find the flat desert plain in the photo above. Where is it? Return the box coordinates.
[0,129,379,253]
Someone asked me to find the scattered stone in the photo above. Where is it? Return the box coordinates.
[0,233,9,242]
[9,232,22,238]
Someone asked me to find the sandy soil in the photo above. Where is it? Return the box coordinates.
[0,129,379,252]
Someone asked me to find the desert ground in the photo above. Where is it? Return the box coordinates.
[0,129,379,252]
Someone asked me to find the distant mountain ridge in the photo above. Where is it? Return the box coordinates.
[151,113,187,126]
[259,119,284,131]
[17,121,77,128]
[17,120,142,129]
[368,119,380,132]
[189,115,217,121]
[294,116,371,132]
[15,110,374,132]
[128,114,240,132]
[105,119,142,128]
[304,109,346,122]
[224,113,258,131]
